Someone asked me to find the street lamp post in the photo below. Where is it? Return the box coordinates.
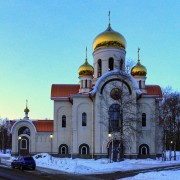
[108,133,114,163]
[170,140,173,161]
[49,133,53,162]
[18,136,22,156]
[101,133,112,156]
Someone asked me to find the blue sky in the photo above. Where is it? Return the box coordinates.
[0,0,179,119]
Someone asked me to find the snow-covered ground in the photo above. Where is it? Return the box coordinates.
[32,152,180,175]
[122,170,180,180]
[1,151,180,179]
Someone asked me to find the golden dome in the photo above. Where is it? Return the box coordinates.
[131,48,147,77]
[93,24,126,51]
[24,107,30,114]
[79,48,94,76]
[24,100,30,114]
[78,60,94,76]
[78,58,94,76]
[131,60,147,77]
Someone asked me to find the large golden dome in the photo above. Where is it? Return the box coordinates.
[93,24,126,51]
[78,59,94,76]
[131,60,147,77]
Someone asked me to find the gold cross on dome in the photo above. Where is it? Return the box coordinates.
[108,11,111,25]
[138,48,140,60]
[26,99,28,108]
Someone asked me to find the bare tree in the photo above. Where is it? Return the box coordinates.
[161,87,180,161]
[99,74,141,162]
[0,118,11,154]
[125,59,136,73]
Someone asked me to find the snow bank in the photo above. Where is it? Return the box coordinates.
[33,153,180,175]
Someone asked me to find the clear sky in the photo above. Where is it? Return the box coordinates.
[0,0,179,120]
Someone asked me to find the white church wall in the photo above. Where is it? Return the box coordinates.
[54,100,72,154]
[35,134,52,153]
[137,97,159,155]
[72,97,93,155]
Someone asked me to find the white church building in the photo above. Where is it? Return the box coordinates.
[11,19,163,160]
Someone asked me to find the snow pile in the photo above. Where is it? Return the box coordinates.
[33,153,180,175]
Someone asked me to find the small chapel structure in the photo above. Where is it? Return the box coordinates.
[11,16,163,160]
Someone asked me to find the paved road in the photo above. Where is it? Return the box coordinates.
[89,164,180,179]
[0,165,101,180]
[0,163,180,180]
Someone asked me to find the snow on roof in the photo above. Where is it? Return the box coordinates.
[90,69,141,96]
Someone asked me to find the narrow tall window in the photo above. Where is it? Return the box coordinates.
[142,113,146,127]
[109,104,121,132]
[62,115,66,128]
[120,59,123,70]
[139,80,142,88]
[109,58,114,70]
[98,59,102,77]
[82,112,87,126]
[85,80,87,88]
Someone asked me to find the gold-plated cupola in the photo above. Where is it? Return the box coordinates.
[131,48,147,77]
[78,48,94,76]
[93,12,126,51]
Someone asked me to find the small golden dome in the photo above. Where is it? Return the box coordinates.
[24,107,30,113]
[131,48,147,77]
[93,24,126,51]
[131,60,147,77]
[78,59,94,76]
[24,100,30,114]
[79,48,94,76]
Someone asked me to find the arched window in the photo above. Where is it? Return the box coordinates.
[142,113,146,127]
[82,112,87,126]
[109,104,121,132]
[79,143,89,155]
[139,144,149,155]
[109,58,114,71]
[59,144,68,154]
[120,59,123,70]
[20,139,27,149]
[62,115,66,128]
[139,80,142,88]
[85,80,87,88]
[18,126,30,136]
[98,59,102,77]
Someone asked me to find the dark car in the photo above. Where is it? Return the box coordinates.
[11,156,36,170]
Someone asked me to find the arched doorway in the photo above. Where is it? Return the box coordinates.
[18,136,30,156]
[18,126,30,156]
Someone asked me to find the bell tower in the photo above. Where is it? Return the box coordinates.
[78,48,94,94]
[131,48,147,93]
